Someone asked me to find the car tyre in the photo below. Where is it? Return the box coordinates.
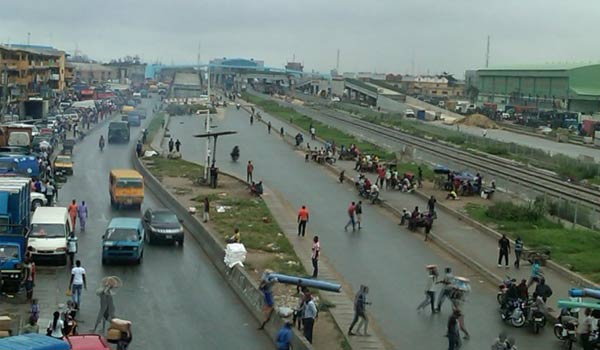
[102,258,107,265]
[177,238,184,247]
[32,199,43,211]
[60,255,67,266]
[137,251,143,264]
[147,232,153,245]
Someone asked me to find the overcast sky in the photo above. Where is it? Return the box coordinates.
[2,0,600,77]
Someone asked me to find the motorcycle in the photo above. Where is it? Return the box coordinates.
[501,298,546,332]
[554,309,579,349]
[231,146,240,162]
[500,299,526,328]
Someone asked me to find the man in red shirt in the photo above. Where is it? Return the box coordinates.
[247,161,254,183]
[344,202,356,231]
[377,165,386,188]
[297,205,309,237]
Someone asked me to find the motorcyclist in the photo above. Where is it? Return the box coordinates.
[236,103,241,110]
[370,183,380,203]
[231,146,240,161]
[99,135,105,151]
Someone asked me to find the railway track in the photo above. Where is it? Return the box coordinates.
[283,99,600,210]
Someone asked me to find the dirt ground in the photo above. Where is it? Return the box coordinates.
[149,167,345,349]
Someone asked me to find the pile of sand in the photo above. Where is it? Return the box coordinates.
[458,113,499,129]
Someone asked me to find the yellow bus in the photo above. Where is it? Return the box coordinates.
[109,169,144,209]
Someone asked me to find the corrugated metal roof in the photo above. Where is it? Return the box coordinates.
[479,63,600,71]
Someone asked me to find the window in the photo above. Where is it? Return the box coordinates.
[30,223,66,238]
[105,228,139,241]
[116,178,142,188]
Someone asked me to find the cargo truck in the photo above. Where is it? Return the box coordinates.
[0,178,31,292]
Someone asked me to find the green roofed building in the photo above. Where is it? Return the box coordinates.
[475,63,600,113]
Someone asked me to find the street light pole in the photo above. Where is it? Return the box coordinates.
[204,65,211,180]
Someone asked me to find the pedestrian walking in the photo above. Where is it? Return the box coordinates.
[280,127,284,137]
[491,331,509,350]
[446,310,461,350]
[311,236,320,278]
[46,311,64,339]
[344,202,356,231]
[348,285,370,336]
[297,205,309,237]
[275,321,293,350]
[436,267,454,312]
[258,271,276,330]
[355,201,363,229]
[301,291,318,343]
[23,258,35,302]
[417,265,438,313]
[175,139,181,152]
[498,234,510,268]
[417,166,423,188]
[454,308,470,340]
[527,259,542,288]
[69,260,86,308]
[168,138,174,153]
[45,180,55,206]
[78,201,88,232]
[514,236,523,269]
[68,199,78,233]
[203,197,210,222]
[93,277,118,333]
[67,232,78,267]
[427,195,437,218]
[267,121,272,134]
[136,140,143,157]
[339,170,345,184]
[250,114,254,125]
[246,160,254,183]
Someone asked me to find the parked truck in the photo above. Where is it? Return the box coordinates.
[0,178,31,292]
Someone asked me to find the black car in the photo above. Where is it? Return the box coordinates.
[142,208,184,245]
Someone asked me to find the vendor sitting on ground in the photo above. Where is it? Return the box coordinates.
[226,228,241,244]
[446,190,459,200]
[250,181,264,196]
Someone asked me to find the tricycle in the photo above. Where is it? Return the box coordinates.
[62,138,75,154]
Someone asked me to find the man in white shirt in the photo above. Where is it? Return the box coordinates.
[69,260,87,308]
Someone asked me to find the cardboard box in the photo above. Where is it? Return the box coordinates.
[107,328,121,341]
[0,316,11,331]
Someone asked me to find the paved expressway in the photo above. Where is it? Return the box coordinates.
[28,97,271,349]
[169,105,563,350]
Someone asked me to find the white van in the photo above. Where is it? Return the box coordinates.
[27,207,72,264]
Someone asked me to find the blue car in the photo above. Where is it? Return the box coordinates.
[102,218,145,265]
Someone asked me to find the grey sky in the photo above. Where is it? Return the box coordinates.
[2,0,600,76]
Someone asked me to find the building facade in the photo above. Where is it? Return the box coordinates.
[1,44,68,112]
[475,64,600,113]
[401,75,464,98]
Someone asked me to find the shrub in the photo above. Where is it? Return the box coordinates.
[486,200,546,222]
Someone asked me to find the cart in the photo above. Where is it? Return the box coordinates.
[522,247,551,266]
[62,139,75,154]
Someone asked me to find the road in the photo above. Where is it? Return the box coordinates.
[170,106,564,350]
[30,97,271,349]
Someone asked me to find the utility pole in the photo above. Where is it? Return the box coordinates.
[204,65,211,180]
[485,35,490,68]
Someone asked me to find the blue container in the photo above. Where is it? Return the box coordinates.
[0,333,69,350]
[417,110,426,120]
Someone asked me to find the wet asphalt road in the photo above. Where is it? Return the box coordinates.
[33,97,271,350]
[168,105,563,350]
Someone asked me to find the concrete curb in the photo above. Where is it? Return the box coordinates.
[131,152,312,350]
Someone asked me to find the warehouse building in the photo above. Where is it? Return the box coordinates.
[476,63,600,113]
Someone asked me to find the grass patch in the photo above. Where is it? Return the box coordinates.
[145,112,165,145]
[243,93,395,160]
[193,194,305,275]
[465,202,600,282]
[145,157,203,181]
